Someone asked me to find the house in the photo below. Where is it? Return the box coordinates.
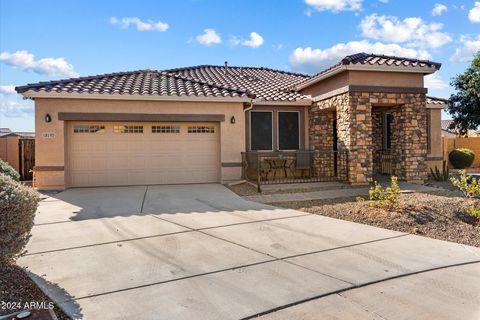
[0,128,35,179]
[441,119,480,137]
[15,53,446,190]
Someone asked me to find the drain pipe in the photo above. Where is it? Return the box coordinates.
[243,100,260,192]
[244,99,254,113]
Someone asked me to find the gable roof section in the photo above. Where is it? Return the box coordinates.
[295,53,442,90]
[16,66,311,102]
[164,65,310,102]
[16,70,253,100]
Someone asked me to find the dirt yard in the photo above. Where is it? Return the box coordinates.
[272,191,480,247]
[0,261,69,319]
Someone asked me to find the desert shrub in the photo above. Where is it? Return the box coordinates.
[430,160,449,181]
[0,159,20,181]
[367,176,401,208]
[0,173,39,262]
[450,170,480,219]
[449,148,475,169]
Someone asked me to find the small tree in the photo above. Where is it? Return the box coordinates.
[448,51,480,135]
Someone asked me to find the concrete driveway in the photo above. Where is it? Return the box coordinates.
[19,184,480,320]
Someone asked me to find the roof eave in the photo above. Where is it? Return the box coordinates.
[19,90,251,103]
[426,103,447,109]
[252,98,312,106]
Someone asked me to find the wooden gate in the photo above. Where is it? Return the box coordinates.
[18,138,35,180]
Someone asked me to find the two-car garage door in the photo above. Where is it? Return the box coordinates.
[67,122,220,187]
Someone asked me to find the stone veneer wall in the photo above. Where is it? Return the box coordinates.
[308,105,335,150]
[371,109,384,174]
[309,91,428,184]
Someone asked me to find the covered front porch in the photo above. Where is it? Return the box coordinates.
[310,89,428,185]
[241,150,349,190]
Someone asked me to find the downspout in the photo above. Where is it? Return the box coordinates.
[243,99,259,191]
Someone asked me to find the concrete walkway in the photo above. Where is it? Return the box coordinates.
[18,184,480,320]
[244,182,442,203]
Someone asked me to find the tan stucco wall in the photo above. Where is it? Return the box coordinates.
[348,71,424,88]
[426,109,444,171]
[301,70,424,99]
[34,98,246,189]
[0,135,20,172]
[301,72,349,98]
[428,109,442,157]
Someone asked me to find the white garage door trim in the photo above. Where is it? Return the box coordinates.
[66,121,221,187]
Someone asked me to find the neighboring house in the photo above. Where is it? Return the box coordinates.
[441,119,480,137]
[16,53,446,189]
[0,128,35,179]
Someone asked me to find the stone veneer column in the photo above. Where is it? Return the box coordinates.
[337,92,373,184]
[390,93,428,182]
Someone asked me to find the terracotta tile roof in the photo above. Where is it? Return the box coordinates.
[15,53,441,103]
[16,66,310,102]
[441,120,455,132]
[164,65,310,101]
[426,96,448,105]
[16,70,252,99]
[341,52,441,69]
[440,120,480,135]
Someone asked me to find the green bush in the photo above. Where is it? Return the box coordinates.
[0,173,39,262]
[450,170,480,219]
[366,176,401,208]
[0,159,20,181]
[449,148,475,169]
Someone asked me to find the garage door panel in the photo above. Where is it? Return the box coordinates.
[67,122,220,187]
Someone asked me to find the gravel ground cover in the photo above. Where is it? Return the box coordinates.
[272,191,479,247]
[0,261,70,319]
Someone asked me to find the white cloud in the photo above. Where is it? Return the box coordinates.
[0,100,33,118]
[196,29,222,46]
[0,50,78,77]
[432,3,447,16]
[468,2,480,23]
[230,32,264,48]
[378,0,389,3]
[304,0,362,12]
[424,73,448,90]
[360,14,452,49]
[110,17,169,32]
[450,35,480,63]
[290,40,431,73]
[0,85,16,95]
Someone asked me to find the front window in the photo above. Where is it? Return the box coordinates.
[278,112,300,150]
[250,111,273,150]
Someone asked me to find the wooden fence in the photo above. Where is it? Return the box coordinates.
[443,136,480,168]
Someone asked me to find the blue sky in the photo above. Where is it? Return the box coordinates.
[1,0,479,131]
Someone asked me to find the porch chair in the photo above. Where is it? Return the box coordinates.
[246,151,272,181]
[295,150,312,178]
